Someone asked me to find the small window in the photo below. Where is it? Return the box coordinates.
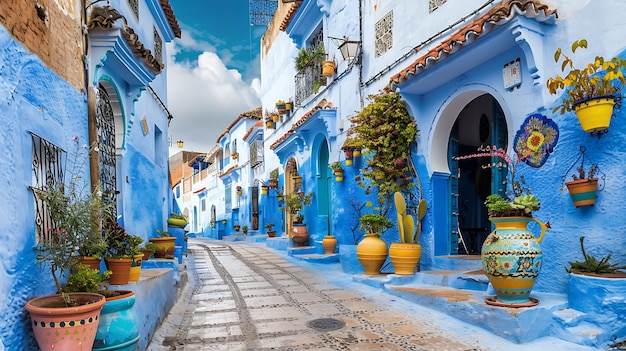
[129,0,139,18]
[250,138,264,168]
[154,27,162,65]
[30,133,66,244]
[375,11,393,57]
[201,198,206,211]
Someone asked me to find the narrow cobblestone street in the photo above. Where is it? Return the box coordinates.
[147,239,595,351]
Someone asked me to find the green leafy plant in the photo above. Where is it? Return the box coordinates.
[567,236,626,274]
[330,161,343,172]
[242,225,249,235]
[63,264,111,294]
[32,139,110,296]
[281,192,314,223]
[157,229,170,237]
[265,223,275,231]
[359,214,394,237]
[104,221,144,258]
[344,91,419,218]
[546,39,626,114]
[141,242,158,253]
[269,168,279,180]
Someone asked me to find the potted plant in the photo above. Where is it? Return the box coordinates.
[322,59,336,77]
[104,221,143,285]
[546,39,626,132]
[149,229,176,258]
[265,223,277,237]
[167,212,188,228]
[236,185,243,197]
[389,192,427,275]
[281,191,314,246]
[331,161,344,182]
[269,168,279,188]
[566,236,626,322]
[356,213,393,274]
[261,185,269,194]
[242,225,249,235]
[234,224,241,232]
[231,152,239,160]
[562,147,604,208]
[140,242,157,260]
[276,100,287,115]
[454,146,548,306]
[26,141,107,350]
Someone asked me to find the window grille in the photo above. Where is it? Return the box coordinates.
[129,0,138,18]
[295,27,325,105]
[429,0,447,13]
[96,84,118,212]
[231,139,237,155]
[375,11,393,57]
[30,133,66,244]
[250,138,264,168]
[225,183,232,213]
[154,27,162,65]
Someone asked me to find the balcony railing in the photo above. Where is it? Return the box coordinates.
[295,53,326,106]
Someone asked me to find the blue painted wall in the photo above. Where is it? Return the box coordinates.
[0,26,89,349]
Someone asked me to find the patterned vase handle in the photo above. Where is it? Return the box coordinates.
[530,217,547,243]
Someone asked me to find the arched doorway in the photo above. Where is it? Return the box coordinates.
[448,94,508,255]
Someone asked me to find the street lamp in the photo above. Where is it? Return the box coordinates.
[338,40,360,61]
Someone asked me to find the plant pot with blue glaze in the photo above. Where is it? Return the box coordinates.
[93,290,139,351]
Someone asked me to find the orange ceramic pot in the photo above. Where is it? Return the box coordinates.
[356,234,388,274]
[322,236,337,254]
[389,242,422,275]
[106,258,132,285]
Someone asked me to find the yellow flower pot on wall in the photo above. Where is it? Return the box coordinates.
[574,97,615,132]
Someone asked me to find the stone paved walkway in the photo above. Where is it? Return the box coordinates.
[147,239,596,351]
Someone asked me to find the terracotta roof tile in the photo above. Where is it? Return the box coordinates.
[279,1,303,31]
[243,121,264,141]
[270,99,335,150]
[160,0,181,38]
[216,106,263,143]
[389,0,557,86]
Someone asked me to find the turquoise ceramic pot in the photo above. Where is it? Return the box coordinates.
[93,291,139,351]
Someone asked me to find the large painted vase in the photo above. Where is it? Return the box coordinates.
[481,216,547,304]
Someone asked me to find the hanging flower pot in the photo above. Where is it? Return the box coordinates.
[565,178,599,207]
[231,152,239,160]
[353,149,361,157]
[272,114,280,122]
[261,185,269,195]
[266,120,274,129]
[322,60,336,77]
[574,97,615,132]
[277,194,284,202]
[334,170,344,182]
[269,179,278,188]
[285,101,293,111]
[344,149,354,159]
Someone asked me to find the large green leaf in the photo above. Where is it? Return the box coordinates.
[403,215,414,243]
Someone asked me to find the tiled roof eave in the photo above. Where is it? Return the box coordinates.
[389,0,557,86]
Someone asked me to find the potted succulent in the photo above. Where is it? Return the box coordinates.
[454,146,548,306]
[546,39,626,132]
[265,223,276,237]
[140,242,158,260]
[567,236,626,326]
[390,192,427,275]
[356,214,393,275]
[564,164,600,207]
[330,161,344,182]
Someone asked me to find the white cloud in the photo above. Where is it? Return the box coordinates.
[166,41,261,155]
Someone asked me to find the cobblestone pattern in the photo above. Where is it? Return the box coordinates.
[155,240,491,351]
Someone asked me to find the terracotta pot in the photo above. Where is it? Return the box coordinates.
[389,242,422,275]
[150,237,176,258]
[25,293,106,351]
[267,230,276,238]
[79,256,102,271]
[482,216,547,305]
[142,250,153,260]
[356,234,388,274]
[106,257,132,285]
[574,96,615,132]
[564,178,598,207]
[322,236,337,254]
[292,224,309,246]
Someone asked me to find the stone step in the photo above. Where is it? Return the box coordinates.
[355,273,569,344]
[433,255,483,271]
[290,253,340,263]
[413,269,489,291]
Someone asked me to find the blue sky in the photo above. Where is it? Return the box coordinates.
[166,0,266,154]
